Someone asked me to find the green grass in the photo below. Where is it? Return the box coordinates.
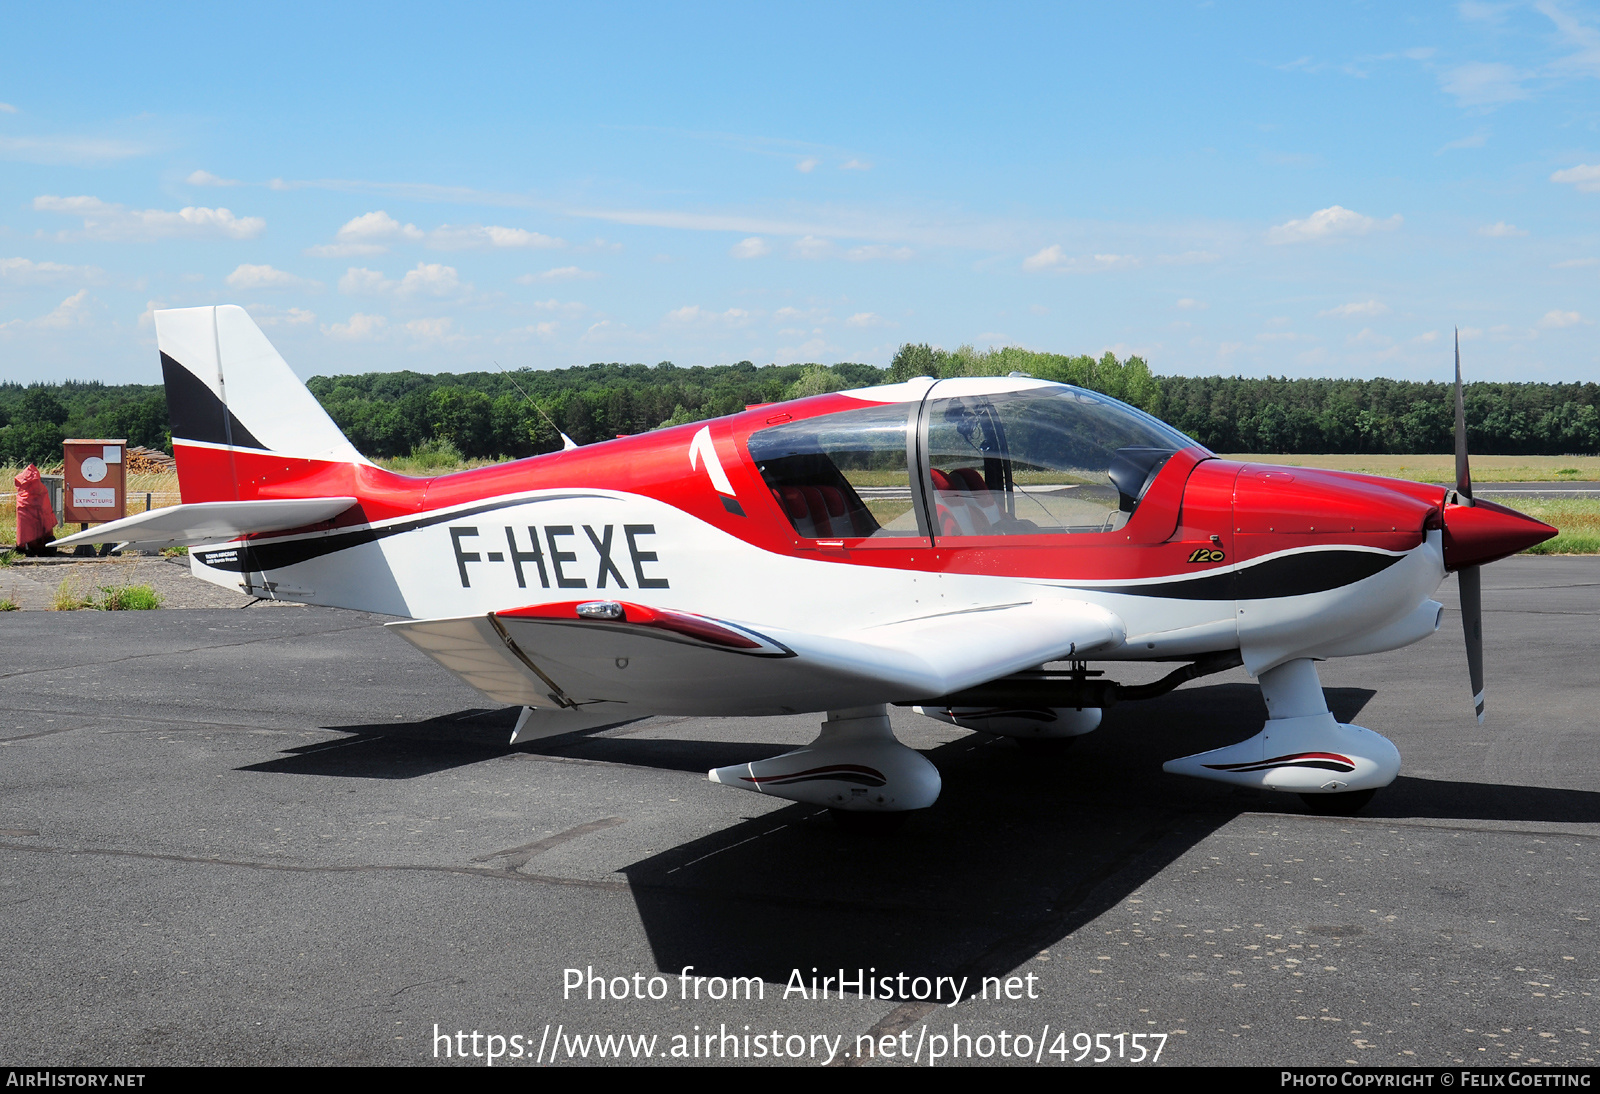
[45,578,163,610]
[49,578,91,611]
[94,584,162,610]
[1223,453,1600,482]
[0,597,17,611]
[1515,498,1600,555]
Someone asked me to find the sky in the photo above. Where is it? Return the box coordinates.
[0,2,1597,386]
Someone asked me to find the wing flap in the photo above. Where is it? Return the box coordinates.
[390,599,1125,717]
[388,615,562,708]
[49,497,358,548]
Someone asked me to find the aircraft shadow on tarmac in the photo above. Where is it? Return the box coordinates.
[238,681,1599,989]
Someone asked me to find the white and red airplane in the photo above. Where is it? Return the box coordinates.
[57,306,1556,822]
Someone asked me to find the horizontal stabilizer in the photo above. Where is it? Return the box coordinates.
[389,598,1125,717]
[50,497,357,549]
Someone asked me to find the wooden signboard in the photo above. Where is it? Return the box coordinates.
[62,438,127,523]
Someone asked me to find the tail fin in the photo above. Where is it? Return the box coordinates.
[157,306,369,501]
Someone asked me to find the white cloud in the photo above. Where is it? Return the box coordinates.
[1459,2,1510,22]
[338,262,468,298]
[792,235,833,259]
[339,267,393,295]
[428,224,563,250]
[0,256,102,284]
[1538,309,1587,328]
[1551,164,1600,192]
[399,262,464,296]
[1022,245,1066,271]
[845,244,914,261]
[1438,132,1489,152]
[340,210,423,242]
[186,169,239,186]
[839,159,872,171]
[730,236,770,259]
[515,266,598,283]
[33,195,265,241]
[0,102,15,113]
[1175,298,1207,310]
[323,313,388,340]
[666,305,755,327]
[1552,257,1598,268]
[1440,62,1530,107]
[247,305,317,327]
[846,312,888,327]
[1022,247,1142,273]
[774,306,827,323]
[1348,328,1393,346]
[403,317,456,340]
[0,135,149,165]
[509,321,560,338]
[226,264,318,290]
[1318,300,1390,318]
[305,241,388,258]
[32,290,97,329]
[795,158,819,173]
[309,210,423,254]
[532,299,586,318]
[1267,205,1401,244]
[1540,1,1600,79]
[1478,221,1527,237]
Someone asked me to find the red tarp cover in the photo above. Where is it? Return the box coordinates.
[14,464,58,553]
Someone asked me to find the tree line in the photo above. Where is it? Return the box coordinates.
[3,344,1597,467]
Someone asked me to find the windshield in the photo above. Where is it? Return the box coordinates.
[924,382,1192,536]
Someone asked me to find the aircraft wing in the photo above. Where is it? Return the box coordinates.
[388,598,1126,717]
[50,497,358,549]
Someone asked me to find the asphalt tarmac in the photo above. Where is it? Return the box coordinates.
[1,557,1595,1068]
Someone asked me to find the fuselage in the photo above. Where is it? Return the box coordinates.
[177,377,1542,680]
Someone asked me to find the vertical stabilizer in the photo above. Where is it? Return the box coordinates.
[155,305,369,465]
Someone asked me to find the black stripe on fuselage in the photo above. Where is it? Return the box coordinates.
[193,493,610,572]
[161,352,268,451]
[1079,549,1403,601]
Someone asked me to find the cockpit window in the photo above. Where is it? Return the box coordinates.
[747,403,922,539]
[925,385,1190,537]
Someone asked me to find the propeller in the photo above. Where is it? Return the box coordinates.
[1453,330,1486,723]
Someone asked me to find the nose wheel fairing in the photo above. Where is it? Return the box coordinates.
[1162,657,1400,796]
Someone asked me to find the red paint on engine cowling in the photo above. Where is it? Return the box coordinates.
[1228,464,1441,568]
[1442,497,1557,570]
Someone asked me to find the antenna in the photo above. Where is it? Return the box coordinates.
[493,360,579,452]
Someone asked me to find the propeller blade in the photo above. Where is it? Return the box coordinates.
[1454,328,1473,504]
[1459,564,1485,723]
[1455,332,1484,722]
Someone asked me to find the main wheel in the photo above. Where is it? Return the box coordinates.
[1298,789,1376,816]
